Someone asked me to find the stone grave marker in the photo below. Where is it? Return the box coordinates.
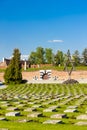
[5,112,20,116]
[51,114,67,119]
[1,104,10,107]
[27,112,42,118]
[0,117,6,121]
[75,121,87,125]
[43,108,56,112]
[67,106,78,109]
[7,107,18,111]
[76,114,87,120]
[17,119,32,123]
[43,120,62,124]
[32,105,42,108]
[64,109,77,113]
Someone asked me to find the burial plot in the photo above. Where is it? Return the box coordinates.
[7,107,18,111]
[76,114,87,120]
[27,112,42,118]
[43,120,62,124]
[5,112,20,116]
[28,102,35,105]
[32,105,42,108]
[0,101,8,104]
[51,114,67,119]
[12,101,21,105]
[49,105,60,109]
[43,108,56,112]
[24,108,36,112]
[0,117,6,121]
[67,106,78,109]
[75,121,87,126]
[21,95,29,99]
[14,95,20,99]
[16,104,25,108]
[1,104,11,107]
[17,119,32,123]
[64,109,77,113]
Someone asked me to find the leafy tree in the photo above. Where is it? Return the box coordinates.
[72,50,80,66]
[54,50,64,66]
[29,51,37,64]
[4,48,22,84]
[45,48,53,64]
[36,47,45,64]
[82,48,87,65]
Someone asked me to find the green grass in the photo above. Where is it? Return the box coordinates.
[0,122,87,130]
[76,66,87,70]
[0,69,5,72]
[25,66,64,71]
[25,65,87,71]
[0,65,87,72]
[0,84,87,129]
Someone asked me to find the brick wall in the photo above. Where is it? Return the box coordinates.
[22,70,87,81]
[0,70,87,82]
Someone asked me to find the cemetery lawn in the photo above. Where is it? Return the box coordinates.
[0,122,87,130]
[0,84,87,130]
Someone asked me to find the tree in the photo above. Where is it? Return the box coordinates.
[4,48,22,84]
[54,50,64,66]
[36,47,45,64]
[45,48,53,64]
[72,50,80,66]
[64,50,75,79]
[67,49,71,61]
[64,49,72,67]
[29,51,37,64]
[82,48,87,65]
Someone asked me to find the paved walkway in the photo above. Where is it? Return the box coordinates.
[27,78,87,84]
[0,83,7,89]
[0,79,87,89]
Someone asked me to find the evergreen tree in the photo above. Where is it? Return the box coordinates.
[4,48,22,84]
[67,49,71,61]
[82,48,87,65]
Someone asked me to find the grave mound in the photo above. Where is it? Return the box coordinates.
[63,79,79,84]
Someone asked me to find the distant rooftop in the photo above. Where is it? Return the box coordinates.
[9,55,29,61]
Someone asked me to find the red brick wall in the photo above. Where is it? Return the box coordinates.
[0,70,87,82]
[31,64,52,68]
[22,70,87,81]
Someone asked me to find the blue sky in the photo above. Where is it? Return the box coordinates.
[0,0,87,61]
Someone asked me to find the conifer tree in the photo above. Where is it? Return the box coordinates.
[4,48,22,84]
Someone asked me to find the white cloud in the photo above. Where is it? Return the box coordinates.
[48,40,64,43]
